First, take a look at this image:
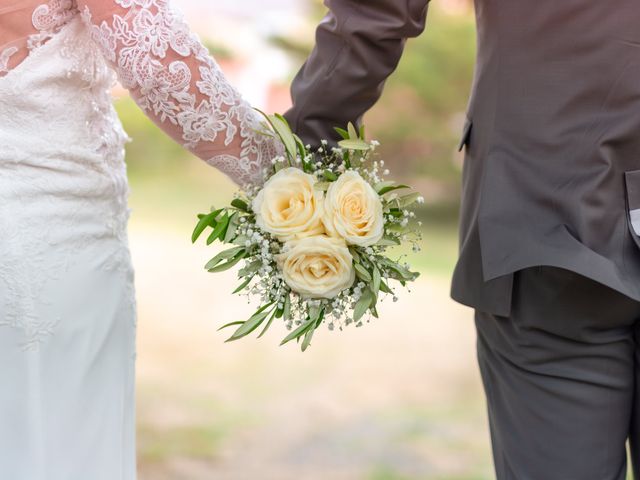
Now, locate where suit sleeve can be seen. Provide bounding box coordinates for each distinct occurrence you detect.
[283,0,429,147]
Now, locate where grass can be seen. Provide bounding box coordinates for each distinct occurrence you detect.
[119,98,491,480]
[138,423,229,462]
[367,468,417,480]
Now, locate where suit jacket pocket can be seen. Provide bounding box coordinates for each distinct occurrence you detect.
[457,116,473,152]
[624,170,640,247]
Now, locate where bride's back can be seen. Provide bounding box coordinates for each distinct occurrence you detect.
[0,0,129,256]
[0,4,137,474]
[0,0,123,160]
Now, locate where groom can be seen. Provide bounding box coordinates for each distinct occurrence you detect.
[285,1,640,478]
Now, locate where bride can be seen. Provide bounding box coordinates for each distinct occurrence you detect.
[0,0,282,478]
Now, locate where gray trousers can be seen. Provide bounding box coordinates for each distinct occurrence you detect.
[475,266,640,479]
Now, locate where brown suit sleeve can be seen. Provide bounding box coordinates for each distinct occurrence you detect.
[283,0,430,147]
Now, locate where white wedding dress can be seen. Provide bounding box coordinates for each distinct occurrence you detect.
[0,1,281,478]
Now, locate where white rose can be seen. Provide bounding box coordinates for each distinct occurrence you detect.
[252,167,325,241]
[323,170,384,247]
[277,236,356,299]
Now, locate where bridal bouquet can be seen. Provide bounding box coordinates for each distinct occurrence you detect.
[192,114,422,351]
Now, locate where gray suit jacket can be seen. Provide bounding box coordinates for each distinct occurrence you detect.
[284,0,640,316]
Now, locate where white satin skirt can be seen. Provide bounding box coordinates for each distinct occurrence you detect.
[0,210,138,480]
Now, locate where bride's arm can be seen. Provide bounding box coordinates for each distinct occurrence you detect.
[77,0,282,186]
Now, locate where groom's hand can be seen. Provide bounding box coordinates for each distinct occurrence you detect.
[284,0,429,148]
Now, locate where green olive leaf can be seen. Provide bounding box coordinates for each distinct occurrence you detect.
[338,139,371,151]
[301,327,316,352]
[223,212,239,243]
[232,276,253,294]
[280,317,315,346]
[227,304,275,342]
[372,266,381,297]
[397,192,422,208]
[258,310,278,338]
[347,122,359,140]
[191,209,222,243]
[354,262,372,282]
[206,213,229,245]
[379,185,410,196]
[334,127,350,140]
[231,198,249,212]
[376,237,401,247]
[205,246,244,270]
[207,250,246,273]
[353,289,374,322]
[323,170,338,182]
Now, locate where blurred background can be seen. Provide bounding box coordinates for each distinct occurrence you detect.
[120,0,492,478]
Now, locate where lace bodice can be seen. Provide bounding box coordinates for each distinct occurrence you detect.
[0,0,282,186]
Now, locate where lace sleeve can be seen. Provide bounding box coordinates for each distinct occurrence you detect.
[77,0,283,186]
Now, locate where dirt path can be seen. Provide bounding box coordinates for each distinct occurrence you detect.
[130,225,493,480]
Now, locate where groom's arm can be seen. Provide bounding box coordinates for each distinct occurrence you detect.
[284,0,430,146]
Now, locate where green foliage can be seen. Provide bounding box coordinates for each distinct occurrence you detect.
[366,5,476,190]
[392,8,476,114]
[192,116,421,351]
[114,98,187,177]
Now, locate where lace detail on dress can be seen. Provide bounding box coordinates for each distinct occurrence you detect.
[0,216,65,351]
[0,16,134,351]
[0,0,282,183]
[29,0,76,49]
[81,0,283,186]
[0,46,18,75]
[0,0,77,78]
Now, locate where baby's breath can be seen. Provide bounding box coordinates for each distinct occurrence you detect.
[192,116,422,351]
